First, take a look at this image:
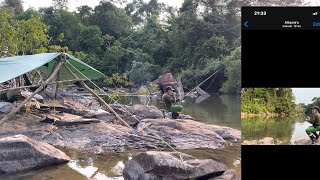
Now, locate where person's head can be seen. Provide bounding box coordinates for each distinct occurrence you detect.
[311,105,320,113]
[165,86,174,95]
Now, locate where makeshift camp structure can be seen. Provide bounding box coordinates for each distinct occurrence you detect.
[0,52,130,127]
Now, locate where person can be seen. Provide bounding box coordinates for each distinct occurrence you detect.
[305,105,320,144]
[162,86,183,119]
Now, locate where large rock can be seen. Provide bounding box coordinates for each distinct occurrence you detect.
[140,119,226,149]
[110,104,163,120]
[0,134,70,174]
[0,114,240,154]
[123,151,228,180]
[83,109,115,121]
[242,137,278,145]
[0,102,13,114]
[210,169,238,180]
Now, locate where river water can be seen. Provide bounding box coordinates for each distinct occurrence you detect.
[1,94,241,179]
[242,116,311,144]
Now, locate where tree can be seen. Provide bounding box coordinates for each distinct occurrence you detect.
[76,25,103,54]
[41,8,81,50]
[128,60,161,85]
[221,47,241,94]
[0,9,49,55]
[53,0,69,10]
[77,5,93,26]
[125,0,165,25]
[241,88,296,115]
[91,1,132,38]
[1,0,23,15]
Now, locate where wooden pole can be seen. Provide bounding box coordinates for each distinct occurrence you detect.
[184,69,220,98]
[63,64,132,128]
[0,61,65,126]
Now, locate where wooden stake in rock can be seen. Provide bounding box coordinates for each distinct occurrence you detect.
[63,64,132,128]
[0,61,65,126]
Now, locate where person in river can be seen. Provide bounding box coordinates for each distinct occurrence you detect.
[162,86,183,119]
[305,105,320,144]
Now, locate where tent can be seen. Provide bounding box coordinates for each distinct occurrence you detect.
[0,52,131,128]
[0,52,106,84]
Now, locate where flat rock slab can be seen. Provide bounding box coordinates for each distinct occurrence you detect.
[123,151,229,180]
[142,119,240,149]
[0,102,13,114]
[0,134,70,174]
[0,114,240,154]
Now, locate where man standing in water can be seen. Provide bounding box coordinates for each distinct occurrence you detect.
[305,105,320,144]
[162,86,183,119]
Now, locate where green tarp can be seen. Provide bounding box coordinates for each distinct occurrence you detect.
[0,52,106,84]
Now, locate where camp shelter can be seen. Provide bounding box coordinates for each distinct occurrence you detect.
[0,52,131,128]
[0,52,106,84]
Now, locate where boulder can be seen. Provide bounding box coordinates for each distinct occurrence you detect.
[0,102,13,114]
[21,90,44,103]
[242,137,276,145]
[141,119,240,149]
[258,137,275,145]
[123,151,228,180]
[110,104,163,120]
[0,134,70,174]
[209,169,238,180]
[83,109,115,121]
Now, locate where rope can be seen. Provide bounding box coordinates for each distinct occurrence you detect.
[204,73,218,92]
[66,61,191,179]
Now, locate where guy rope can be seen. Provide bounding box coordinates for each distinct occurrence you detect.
[65,61,191,179]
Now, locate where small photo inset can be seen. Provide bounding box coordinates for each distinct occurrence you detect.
[242,88,320,145]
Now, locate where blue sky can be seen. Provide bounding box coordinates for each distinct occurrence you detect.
[292,88,320,104]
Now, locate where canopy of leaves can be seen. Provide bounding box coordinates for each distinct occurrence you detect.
[0,0,302,92]
[241,88,296,115]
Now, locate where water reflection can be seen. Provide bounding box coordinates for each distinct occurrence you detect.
[115,95,241,129]
[242,116,312,144]
[0,94,241,179]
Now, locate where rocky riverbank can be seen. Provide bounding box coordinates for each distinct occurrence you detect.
[242,137,316,145]
[0,92,241,178]
[0,112,240,154]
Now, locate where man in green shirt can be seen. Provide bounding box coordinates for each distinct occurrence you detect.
[162,86,183,119]
[305,105,320,144]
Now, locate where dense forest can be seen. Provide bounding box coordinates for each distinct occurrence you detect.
[241,88,296,115]
[0,0,304,93]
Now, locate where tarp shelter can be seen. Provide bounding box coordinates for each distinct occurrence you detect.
[0,52,106,84]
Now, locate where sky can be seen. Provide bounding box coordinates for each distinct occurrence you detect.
[292,88,320,104]
[19,0,183,12]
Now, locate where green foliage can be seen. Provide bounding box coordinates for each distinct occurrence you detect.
[76,25,103,54]
[104,73,133,88]
[0,0,249,92]
[0,8,49,55]
[128,61,161,85]
[305,97,320,115]
[1,0,23,15]
[91,1,132,38]
[241,88,296,115]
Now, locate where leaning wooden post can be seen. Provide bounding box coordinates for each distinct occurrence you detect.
[63,64,132,128]
[0,60,65,126]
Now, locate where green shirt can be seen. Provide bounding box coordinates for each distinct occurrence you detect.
[310,112,320,127]
[162,93,176,110]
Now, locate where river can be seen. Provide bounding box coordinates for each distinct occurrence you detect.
[242,116,311,144]
[1,94,241,179]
